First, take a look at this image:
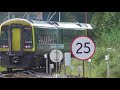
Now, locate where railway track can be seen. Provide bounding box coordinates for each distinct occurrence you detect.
[0,69,53,78]
[0,71,83,78]
[0,68,84,78]
[0,68,67,78]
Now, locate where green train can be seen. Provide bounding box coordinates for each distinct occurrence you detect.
[0,18,93,71]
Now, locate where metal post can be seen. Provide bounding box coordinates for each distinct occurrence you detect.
[105,54,110,78]
[88,59,91,78]
[49,12,57,21]
[58,62,61,74]
[56,53,58,74]
[89,62,91,78]
[51,21,59,75]
[106,59,110,78]
[45,53,48,74]
[64,53,66,75]
[85,12,88,27]
[48,13,60,74]
[59,12,60,22]
[8,12,10,19]
[82,12,88,78]
[22,12,28,19]
[58,12,61,74]
[49,64,52,75]
[82,60,85,77]
[56,26,59,74]
[47,12,51,21]
[50,64,53,76]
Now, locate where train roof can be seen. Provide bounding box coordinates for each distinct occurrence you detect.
[0,18,93,30]
[31,20,93,30]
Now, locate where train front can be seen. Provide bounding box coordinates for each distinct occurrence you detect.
[0,18,35,71]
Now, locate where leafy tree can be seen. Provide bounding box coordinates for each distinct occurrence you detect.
[90,12,120,78]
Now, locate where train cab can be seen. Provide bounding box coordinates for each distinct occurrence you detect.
[0,18,35,71]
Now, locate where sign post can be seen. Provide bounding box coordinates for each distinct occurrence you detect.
[49,64,54,75]
[71,36,96,78]
[50,49,63,74]
[88,59,92,78]
[83,61,85,77]
[44,53,48,75]
[105,54,110,78]
[65,52,71,66]
[64,52,71,76]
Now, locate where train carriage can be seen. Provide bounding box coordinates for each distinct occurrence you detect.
[0,18,93,71]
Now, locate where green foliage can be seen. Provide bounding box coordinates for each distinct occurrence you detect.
[90,12,120,78]
[93,52,120,78]
[61,12,94,23]
[95,60,106,78]
[92,47,106,65]
[91,12,120,39]
[0,66,6,72]
[109,55,120,78]
[60,58,84,76]
[61,12,77,22]
[60,12,120,78]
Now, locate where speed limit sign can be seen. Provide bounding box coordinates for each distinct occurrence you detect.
[71,36,96,60]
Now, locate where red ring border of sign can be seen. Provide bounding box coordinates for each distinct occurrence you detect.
[70,36,96,60]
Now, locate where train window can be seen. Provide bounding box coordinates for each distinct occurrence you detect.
[24,26,33,49]
[0,25,9,48]
[0,25,9,41]
[24,26,32,41]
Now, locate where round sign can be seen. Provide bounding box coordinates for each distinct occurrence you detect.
[50,49,63,63]
[71,36,96,60]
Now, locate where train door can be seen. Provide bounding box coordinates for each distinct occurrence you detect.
[9,24,23,56]
[12,28,21,51]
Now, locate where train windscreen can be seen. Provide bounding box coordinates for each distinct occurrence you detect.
[24,26,33,49]
[0,25,9,48]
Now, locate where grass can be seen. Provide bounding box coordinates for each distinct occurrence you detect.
[0,66,6,72]
[60,58,98,78]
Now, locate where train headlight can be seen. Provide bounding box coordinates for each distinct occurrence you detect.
[5,45,8,48]
[27,45,31,48]
[24,45,32,49]
[25,45,28,48]
[3,45,6,48]
[1,45,8,48]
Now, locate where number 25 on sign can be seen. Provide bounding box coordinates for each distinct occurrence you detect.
[71,36,96,60]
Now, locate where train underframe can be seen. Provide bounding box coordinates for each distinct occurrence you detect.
[0,51,61,72]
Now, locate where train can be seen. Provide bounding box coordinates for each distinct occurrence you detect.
[0,18,93,71]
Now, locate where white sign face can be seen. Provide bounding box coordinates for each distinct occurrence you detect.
[50,44,64,49]
[71,36,96,60]
[50,49,63,63]
[50,64,54,69]
[44,54,47,58]
[65,52,71,66]
[105,54,109,61]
